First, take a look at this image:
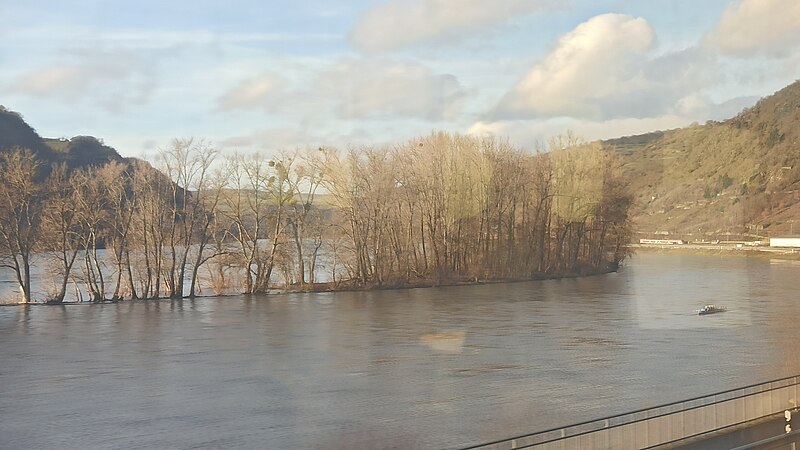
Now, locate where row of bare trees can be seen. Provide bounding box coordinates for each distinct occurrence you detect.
[321,132,632,286]
[0,132,632,304]
[0,138,329,303]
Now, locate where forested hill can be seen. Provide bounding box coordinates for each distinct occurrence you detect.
[0,106,130,169]
[608,80,800,238]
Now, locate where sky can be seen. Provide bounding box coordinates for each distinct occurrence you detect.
[1,0,799,159]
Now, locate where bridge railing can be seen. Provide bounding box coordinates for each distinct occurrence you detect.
[463,375,800,450]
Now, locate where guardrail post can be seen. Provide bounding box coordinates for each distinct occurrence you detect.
[713,401,717,430]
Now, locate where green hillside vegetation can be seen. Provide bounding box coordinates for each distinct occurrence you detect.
[610,80,800,238]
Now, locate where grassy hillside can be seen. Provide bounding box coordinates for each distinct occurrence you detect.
[610,80,800,239]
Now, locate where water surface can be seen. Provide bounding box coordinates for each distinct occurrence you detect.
[1,253,799,449]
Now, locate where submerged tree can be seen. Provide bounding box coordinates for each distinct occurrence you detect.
[0,150,42,303]
[220,152,297,293]
[40,164,84,303]
[316,132,632,287]
[0,130,633,303]
[72,165,117,301]
[158,138,220,298]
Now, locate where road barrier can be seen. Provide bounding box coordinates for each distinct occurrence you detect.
[463,375,800,450]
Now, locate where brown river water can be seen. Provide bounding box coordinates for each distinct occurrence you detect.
[1,253,799,449]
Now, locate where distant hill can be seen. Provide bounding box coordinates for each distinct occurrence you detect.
[609,80,800,239]
[5,77,800,242]
[0,106,130,170]
[0,107,58,161]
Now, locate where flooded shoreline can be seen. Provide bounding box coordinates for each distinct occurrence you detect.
[0,264,618,306]
[2,253,798,449]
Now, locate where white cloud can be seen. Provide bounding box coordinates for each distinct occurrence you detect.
[216,74,287,111]
[705,0,800,57]
[673,94,758,121]
[14,66,89,96]
[350,0,559,53]
[469,115,695,150]
[316,59,466,120]
[10,49,157,112]
[471,93,759,150]
[219,125,379,153]
[220,126,315,151]
[6,27,341,50]
[217,58,467,121]
[493,14,657,120]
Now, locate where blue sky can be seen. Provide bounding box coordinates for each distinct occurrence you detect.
[1,0,799,159]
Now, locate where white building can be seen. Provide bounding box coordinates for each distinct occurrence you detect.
[769,237,800,248]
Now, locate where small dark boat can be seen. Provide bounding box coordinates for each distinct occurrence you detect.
[697,304,726,315]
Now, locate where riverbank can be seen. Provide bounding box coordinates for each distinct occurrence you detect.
[278,262,618,293]
[632,243,800,260]
[0,262,620,306]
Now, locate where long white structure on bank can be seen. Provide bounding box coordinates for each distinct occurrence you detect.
[770,237,800,248]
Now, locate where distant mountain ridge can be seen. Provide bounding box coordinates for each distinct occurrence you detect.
[3,79,800,239]
[608,80,800,239]
[0,106,130,169]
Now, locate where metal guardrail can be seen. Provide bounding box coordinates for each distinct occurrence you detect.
[463,375,800,450]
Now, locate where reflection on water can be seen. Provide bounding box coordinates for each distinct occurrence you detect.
[419,331,467,353]
[1,253,799,449]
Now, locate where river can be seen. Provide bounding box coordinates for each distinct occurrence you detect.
[1,253,799,449]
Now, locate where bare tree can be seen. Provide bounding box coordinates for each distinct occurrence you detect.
[284,149,324,286]
[40,164,84,303]
[188,162,227,298]
[4,129,631,303]
[157,138,220,298]
[313,131,632,288]
[100,162,136,300]
[72,166,115,301]
[128,159,172,299]
[221,152,294,293]
[0,150,42,303]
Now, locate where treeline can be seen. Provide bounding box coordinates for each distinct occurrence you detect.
[323,133,632,285]
[0,132,632,304]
